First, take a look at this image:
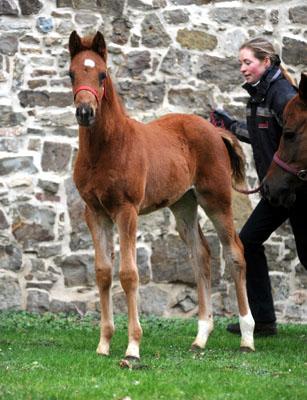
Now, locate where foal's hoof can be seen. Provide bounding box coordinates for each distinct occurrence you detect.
[119,358,148,370]
[190,344,203,351]
[240,346,255,353]
[124,355,140,363]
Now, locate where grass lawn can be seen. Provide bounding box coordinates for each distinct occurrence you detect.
[0,311,306,400]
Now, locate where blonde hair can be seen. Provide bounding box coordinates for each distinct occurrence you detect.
[240,38,297,87]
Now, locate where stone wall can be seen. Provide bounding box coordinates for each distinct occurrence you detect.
[0,0,306,322]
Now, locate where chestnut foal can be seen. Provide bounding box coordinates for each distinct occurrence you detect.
[68,31,255,361]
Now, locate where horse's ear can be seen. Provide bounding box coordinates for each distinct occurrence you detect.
[92,31,107,61]
[69,31,84,59]
[299,72,307,104]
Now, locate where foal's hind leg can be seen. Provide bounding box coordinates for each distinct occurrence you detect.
[85,206,115,356]
[170,190,214,350]
[196,190,255,352]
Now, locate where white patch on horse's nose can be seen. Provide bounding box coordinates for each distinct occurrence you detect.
[84,59,95,68]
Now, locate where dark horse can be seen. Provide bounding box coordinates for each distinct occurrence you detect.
[264,72,307,207]
[68,31,255,361]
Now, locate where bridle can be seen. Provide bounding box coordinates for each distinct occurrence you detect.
[74,75,108,104]
[232,153,307,195]
[273,152,307,181]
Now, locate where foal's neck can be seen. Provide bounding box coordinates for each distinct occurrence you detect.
[78,77,127,160]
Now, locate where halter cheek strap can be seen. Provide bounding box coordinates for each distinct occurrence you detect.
[273,152,307,181]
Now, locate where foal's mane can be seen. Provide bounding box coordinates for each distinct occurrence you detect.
[81,36,93,47]
[81,35,101,52]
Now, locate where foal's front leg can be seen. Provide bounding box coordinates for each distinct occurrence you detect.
[85,206,115,356]
[116,206,142,361]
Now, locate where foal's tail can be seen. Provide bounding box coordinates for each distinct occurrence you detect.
[218,128,246,184]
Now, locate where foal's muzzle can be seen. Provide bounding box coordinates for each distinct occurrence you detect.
[76,104,95,127]
[263,181,296,208]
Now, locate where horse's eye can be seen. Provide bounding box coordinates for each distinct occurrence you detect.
[283,131,295,141]
[99,72,106,85]
[69,70,75,83]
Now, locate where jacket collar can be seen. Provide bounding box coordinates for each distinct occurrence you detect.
[242,59,282,102]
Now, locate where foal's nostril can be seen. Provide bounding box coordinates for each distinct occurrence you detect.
[263,183,270,198]
[76,107,82,117]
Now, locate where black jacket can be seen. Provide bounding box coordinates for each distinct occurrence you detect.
[230,61,298,182]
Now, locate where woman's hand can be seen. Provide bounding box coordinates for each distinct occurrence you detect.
[212,109,234,129]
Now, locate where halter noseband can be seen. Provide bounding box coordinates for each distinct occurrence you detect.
[273,152,307,181]
[74,76,108,104]
[74,86,100,103]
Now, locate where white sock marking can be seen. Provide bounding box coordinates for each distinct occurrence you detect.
[239,310,255,349]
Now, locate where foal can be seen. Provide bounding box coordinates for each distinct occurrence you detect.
[264,72,307,207]
[68,31,255,360]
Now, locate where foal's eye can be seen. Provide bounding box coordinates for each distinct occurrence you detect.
[69,70,75,83]
[99,72,106,85]
[283,131,296,141]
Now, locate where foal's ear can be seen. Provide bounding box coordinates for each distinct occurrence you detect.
[69,31,84,59]
[92,31,107,61]
[299,72,307,104]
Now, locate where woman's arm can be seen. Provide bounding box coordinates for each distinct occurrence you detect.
[212,109,251,144]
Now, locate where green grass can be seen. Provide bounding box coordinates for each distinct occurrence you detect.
[0,311,306,399]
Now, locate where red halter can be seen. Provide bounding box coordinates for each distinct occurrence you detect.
[74,77,108,104]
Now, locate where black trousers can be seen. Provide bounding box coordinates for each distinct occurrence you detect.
[239,192,307,323]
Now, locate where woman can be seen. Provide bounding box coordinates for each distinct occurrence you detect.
[213,38,307,335]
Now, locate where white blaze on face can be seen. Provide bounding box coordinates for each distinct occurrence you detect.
[84,59,95,68]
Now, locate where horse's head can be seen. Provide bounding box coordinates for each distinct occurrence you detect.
[69,31,108,127]
[264,72,307,207]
